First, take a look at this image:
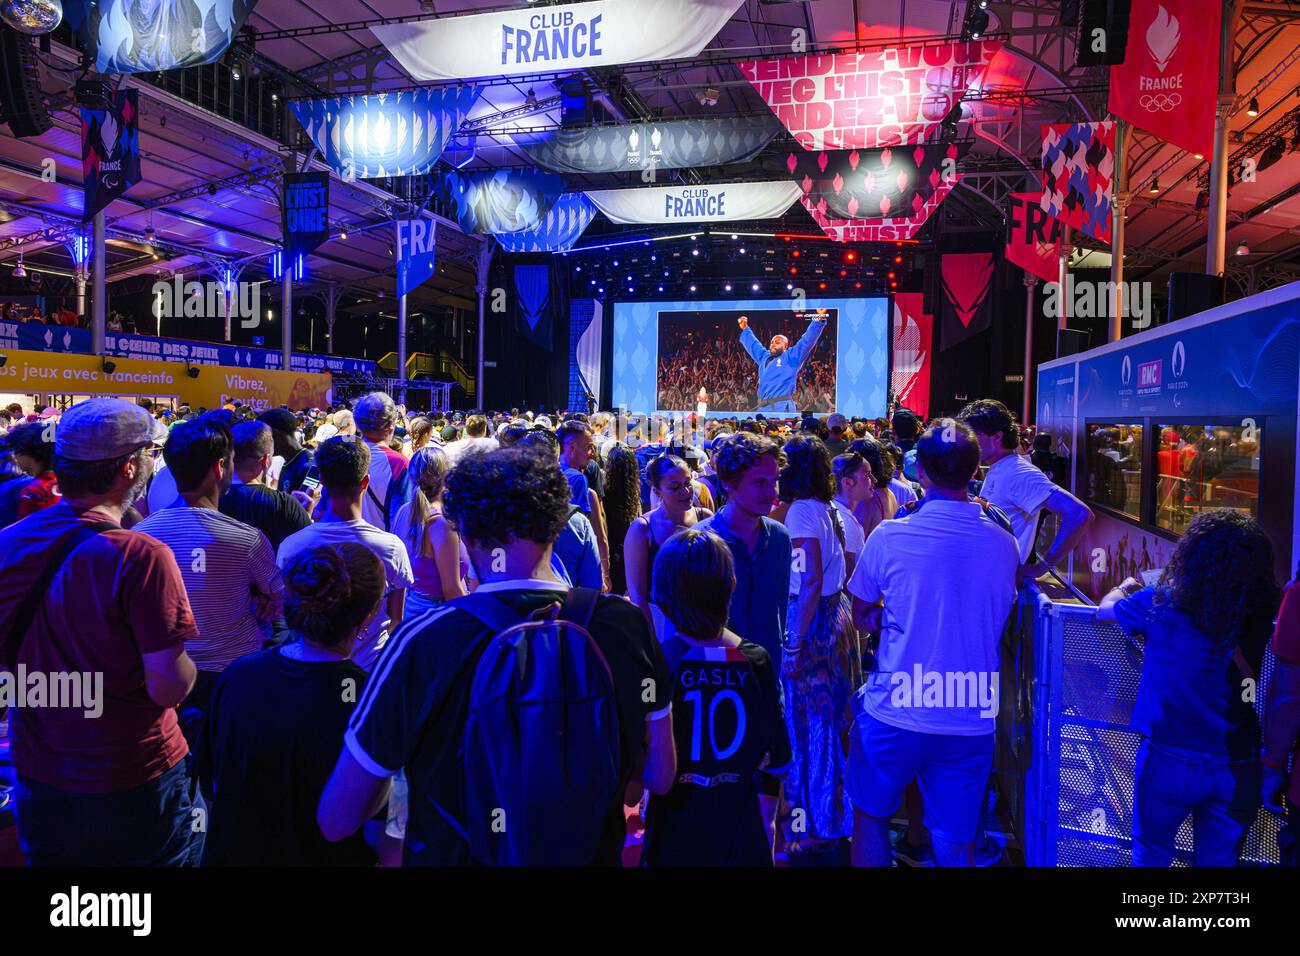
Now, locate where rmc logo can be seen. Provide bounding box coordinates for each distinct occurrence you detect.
[1137,360,1162,390]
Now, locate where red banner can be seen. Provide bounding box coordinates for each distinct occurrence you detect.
[1108,0,1221,159]
[1006,191,1062,283]
[739,40,1003,150]
[802,176,957,242]
[892,292,931,420]
[943,253,995,328]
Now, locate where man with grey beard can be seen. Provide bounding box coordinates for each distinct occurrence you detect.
[0,398,204,865]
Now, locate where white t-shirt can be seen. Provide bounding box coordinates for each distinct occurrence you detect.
[276,518,414,671]
[831,498,866,556]
[785,498,847,597]
[889,477,918,510]
[979,452,1057,562]
[846,498,1019,735]
[442,435,499,464]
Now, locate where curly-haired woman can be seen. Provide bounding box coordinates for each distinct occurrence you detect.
[1098,509,1282,866]
[602,443,643,595]
[779,434,861,861]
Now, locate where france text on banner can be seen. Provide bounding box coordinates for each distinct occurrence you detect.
[371,0,743,81]
[739,40,1003,150]
[585,181,802,225]
[1006,191,1063,283]
[396,219,438,298]
[1108,0,1221,161]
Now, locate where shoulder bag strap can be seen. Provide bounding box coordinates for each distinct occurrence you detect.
[5,521,117,671]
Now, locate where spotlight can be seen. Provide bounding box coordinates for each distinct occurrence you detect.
[965,10,990,39]
[12,251,26,279]
[0,354,6,368]
[1193,152,1203,160]
[752,284,759,291]
[186,364,200,379]
[1258,138,1285,171]
[689,284,696,292]
[339,227,348,240]
[230,58,243,82]
[270,90,279,103]
[145,226,156,244]
[420,0,435,11]
[697,87,720,107]
[1246,97,1259,117]
[1148,177,1160,194]
[102,360,117,375]
[1236,242,1250,256]
[845,251,856,262]
[525,88,538,110]
[724,283,732,291]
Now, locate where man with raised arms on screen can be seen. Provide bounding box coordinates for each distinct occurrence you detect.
[737,312,827,414]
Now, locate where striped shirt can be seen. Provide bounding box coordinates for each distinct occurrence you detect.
[136,505,282,672]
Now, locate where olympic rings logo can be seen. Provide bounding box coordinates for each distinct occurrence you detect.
[1139,93,1183,112]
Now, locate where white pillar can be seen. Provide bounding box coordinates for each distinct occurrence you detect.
[397,293,408,406]
[476,239,493,410]
[1023,274,1038,424]
[1206,3,1240,277]
[1109,120,1130,342]
[325,285,337,355]
[1055,226,1072,356]
[91,212,106,355]
[281,260,292,370]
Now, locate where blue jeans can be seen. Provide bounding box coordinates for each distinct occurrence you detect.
[1132,739,1259,867]
[15,758,206,866]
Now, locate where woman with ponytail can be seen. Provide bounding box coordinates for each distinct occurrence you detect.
[391,444,470,614]
[198,543,387,866]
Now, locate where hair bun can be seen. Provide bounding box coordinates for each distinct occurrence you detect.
[286,549,351,614]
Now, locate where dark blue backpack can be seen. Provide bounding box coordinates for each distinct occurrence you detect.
[447,587,622,866]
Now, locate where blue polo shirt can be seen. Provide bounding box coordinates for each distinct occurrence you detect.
[696,509,793,666]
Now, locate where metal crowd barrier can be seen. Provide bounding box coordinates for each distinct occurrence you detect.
[999,577,1282,866]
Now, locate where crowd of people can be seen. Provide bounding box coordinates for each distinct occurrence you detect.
[657,322,837,413]
[0,392,1296,869]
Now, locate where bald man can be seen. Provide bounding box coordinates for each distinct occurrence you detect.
[737,312,828,414]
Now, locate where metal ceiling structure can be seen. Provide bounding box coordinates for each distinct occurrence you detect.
[0,0,1297,317]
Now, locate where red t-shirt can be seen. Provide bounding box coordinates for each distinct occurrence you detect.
[0,503,197,793]
[1271,582,1300,806]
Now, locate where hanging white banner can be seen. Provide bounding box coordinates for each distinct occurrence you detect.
[371,0,744,81]
[585,181,802,225]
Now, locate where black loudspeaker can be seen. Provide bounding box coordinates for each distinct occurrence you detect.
[921,252,942,317]
[0,28,51,139]
[1073,0,1132,67]
[1167,272,1225,323]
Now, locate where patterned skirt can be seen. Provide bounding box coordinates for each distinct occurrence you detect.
[781,591,862,841]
